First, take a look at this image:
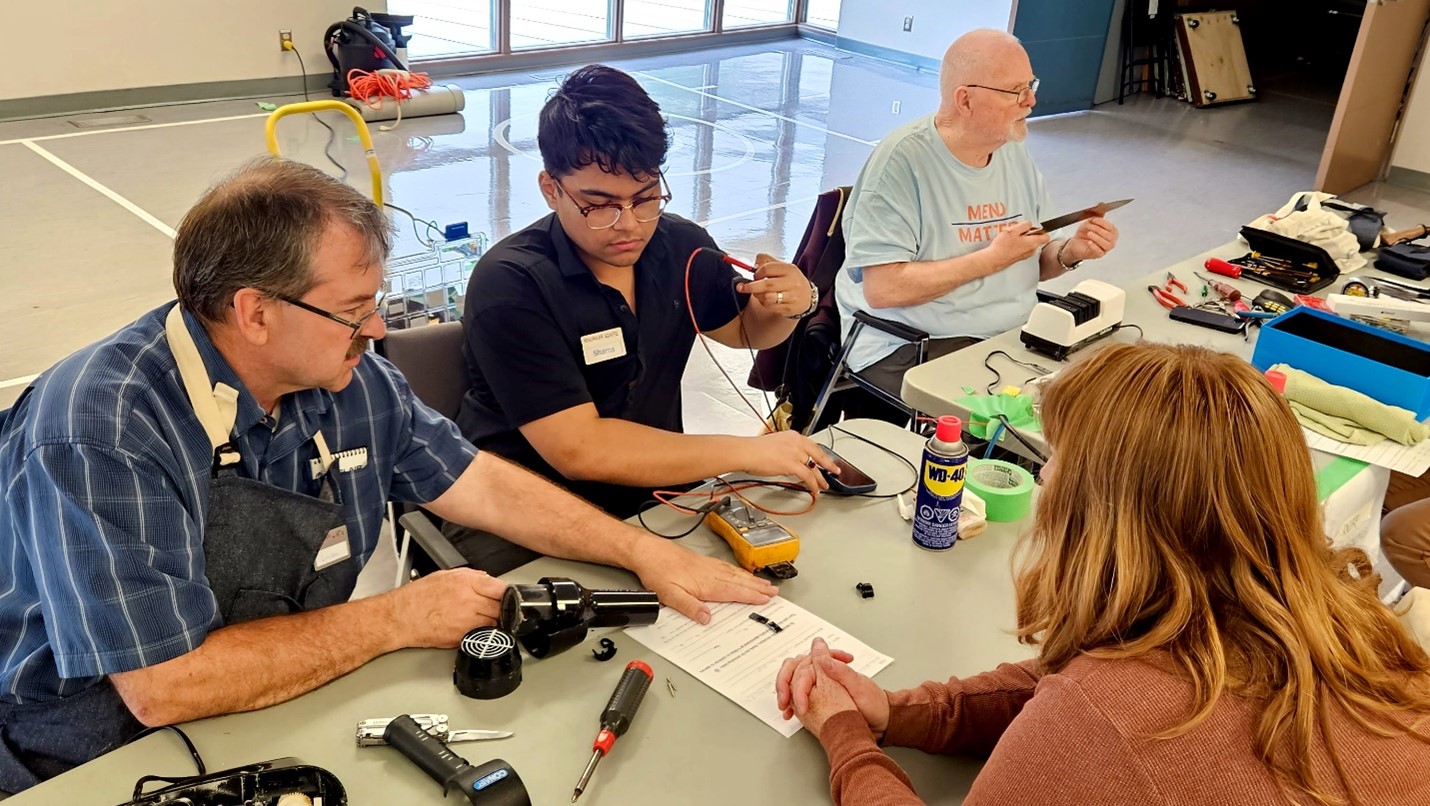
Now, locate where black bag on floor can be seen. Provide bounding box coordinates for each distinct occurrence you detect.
[1376,241,1430,281]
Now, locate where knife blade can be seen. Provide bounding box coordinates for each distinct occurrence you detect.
[1036,198,1132,234]
[355,714,514,747]
[445,729,515,743]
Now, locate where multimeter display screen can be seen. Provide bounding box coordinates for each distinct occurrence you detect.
[743,525,793,547]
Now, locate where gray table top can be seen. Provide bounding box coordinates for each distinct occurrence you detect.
[11,419,1034,806]
[903,242,1407,459]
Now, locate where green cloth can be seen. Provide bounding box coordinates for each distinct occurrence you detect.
[955,392,1041,440]
[255,102,278,112]
[1272,363,1428,446]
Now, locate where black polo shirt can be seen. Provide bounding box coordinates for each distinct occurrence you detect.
[455,212,746,516]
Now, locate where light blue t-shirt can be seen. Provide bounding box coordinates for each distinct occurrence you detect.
[834,114,1052,371]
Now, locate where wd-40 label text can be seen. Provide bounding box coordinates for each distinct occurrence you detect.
[913,455,966,550]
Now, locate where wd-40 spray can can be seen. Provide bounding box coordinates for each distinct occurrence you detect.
[912,415,969,550]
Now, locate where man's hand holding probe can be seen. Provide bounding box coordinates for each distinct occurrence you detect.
[736,252,818,319]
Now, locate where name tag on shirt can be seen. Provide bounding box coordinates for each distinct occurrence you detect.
[309,447,369,480]
[314,526,351,571]
[580,327,627,365]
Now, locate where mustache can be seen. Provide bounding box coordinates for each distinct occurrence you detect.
[347,337,371,360]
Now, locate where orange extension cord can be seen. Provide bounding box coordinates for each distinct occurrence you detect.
[346,68,433,131]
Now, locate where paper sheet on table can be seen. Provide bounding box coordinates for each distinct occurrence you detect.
[624,597,892,737]
[1304,424,1430,476]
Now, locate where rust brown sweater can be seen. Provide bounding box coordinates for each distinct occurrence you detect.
[819,654,1430,805]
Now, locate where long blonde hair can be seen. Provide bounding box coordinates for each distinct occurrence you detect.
[1016,342,1430,804]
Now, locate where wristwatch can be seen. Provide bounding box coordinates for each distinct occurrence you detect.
[785,282,820,320]
[1056,239,1083,272]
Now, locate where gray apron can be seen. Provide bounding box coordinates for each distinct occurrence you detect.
[0,306,361,792]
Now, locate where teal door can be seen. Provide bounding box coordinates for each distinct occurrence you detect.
[1013,0,1118,116]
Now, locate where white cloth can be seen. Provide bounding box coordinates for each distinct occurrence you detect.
[834,114,1052,372]
[1245,191,1367,272]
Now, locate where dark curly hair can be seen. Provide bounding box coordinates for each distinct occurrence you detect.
[538,64,669,180]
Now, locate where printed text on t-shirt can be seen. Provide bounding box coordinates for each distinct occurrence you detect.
[952,201,1024,244]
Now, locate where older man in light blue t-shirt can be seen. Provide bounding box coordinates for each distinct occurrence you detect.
[834,28,1119,398]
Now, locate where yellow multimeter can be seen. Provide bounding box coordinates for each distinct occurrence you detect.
[704,497,799,579]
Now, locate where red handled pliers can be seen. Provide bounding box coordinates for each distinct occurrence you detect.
[1148,273,1189,310]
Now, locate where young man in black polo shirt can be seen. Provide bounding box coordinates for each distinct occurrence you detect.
[451,65,838,572]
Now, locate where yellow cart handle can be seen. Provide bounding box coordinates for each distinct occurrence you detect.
[264,100,383,207]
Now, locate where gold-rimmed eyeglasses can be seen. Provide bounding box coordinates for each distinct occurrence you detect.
[555,174,672,230]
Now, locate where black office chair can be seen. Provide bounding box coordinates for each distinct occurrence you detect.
[373,322,476,573]
[749,188,934,435]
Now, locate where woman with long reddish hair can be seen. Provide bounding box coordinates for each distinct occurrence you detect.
[777,342,1430,805]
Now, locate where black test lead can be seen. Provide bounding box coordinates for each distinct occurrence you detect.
[572,660,654,802]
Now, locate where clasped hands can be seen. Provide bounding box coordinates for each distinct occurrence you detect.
[775,636,890,741]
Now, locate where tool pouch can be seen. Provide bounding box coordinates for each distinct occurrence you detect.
[1234,226,1340,293]
[1375,241,1430,281]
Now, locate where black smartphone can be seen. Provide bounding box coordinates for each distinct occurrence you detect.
[1169,305,1245,334]
[820,447,878,495]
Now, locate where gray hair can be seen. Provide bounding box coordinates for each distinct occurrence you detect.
[173,157,392,324]
[940,28,1023,101]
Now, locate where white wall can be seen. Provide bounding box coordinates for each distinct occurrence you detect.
[1391,46,1430,175]
[836,0,1014,62]
[5,1,376,101]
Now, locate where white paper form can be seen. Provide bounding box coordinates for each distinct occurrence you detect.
[624,597,893,737]
[1304,425,1430,476]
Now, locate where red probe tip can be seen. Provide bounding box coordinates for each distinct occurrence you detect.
[721,254,757,272]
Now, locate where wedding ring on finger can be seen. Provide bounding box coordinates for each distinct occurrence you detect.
[777,291,785,305]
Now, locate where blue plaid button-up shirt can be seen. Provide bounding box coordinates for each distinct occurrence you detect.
[0,303,477,703]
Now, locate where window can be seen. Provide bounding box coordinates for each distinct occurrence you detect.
[389,0,496,58]
[805,0,840,31]
[723,0,795,29]
[624,0,711,39]
[512,0,611,49]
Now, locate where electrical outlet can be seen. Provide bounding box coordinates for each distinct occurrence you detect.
[891,100,901,114]
[902,16,913,32]
[278,29,293,51]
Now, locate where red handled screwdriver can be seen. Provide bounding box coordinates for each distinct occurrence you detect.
[1193,271,1242,302]
[1204,258,1243,279]
[1194,272,1251,313]
[572,660,654,802]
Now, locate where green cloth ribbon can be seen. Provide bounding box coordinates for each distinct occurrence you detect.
[955,389,1041,440]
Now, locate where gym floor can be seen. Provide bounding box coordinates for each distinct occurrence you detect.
[2,37,1427,437]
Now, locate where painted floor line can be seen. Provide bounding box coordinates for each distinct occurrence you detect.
[22,140,177,239]
[0,112,270,147]
[634,71,879,147]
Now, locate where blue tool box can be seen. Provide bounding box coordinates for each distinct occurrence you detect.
[1250,306,1430,419]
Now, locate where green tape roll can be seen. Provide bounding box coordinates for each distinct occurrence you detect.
[966,459,1035,522]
